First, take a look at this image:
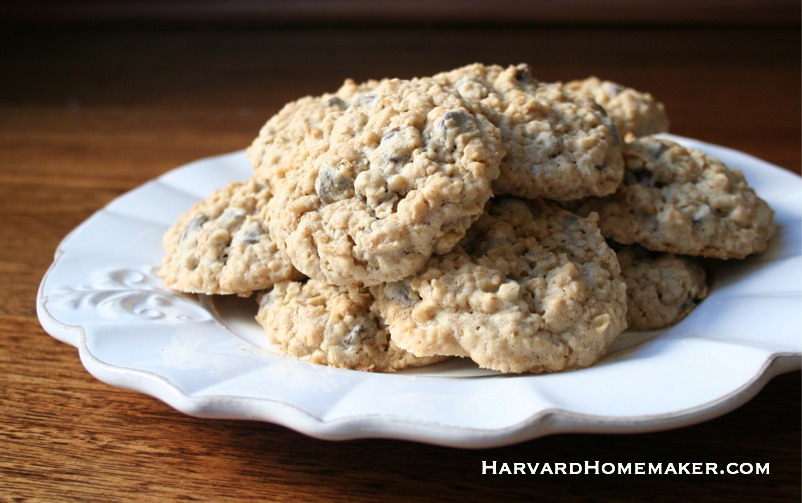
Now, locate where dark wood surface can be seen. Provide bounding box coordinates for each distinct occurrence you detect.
[1,20,800,502]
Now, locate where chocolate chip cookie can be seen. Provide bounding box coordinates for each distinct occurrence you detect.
[256,280,446,372]
[432,63,625,201]
[574,136,776,259]
[372,198,628,373]
[160,179,302,296]
[265,76,506,286]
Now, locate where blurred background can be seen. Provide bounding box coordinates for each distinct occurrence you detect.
[1,0,799,203]
[3,0,799,25]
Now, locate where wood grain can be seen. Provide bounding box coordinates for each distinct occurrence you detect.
[1,24,799,502]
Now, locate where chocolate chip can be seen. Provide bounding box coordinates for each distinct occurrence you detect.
[429,108,480,153]
[180,215,208,242]
[649,141,670,159]
[342,324,366,347]
[384,282,420,306]
[677,298,692,312]
[466,236,509,256]
[383,127,401,140]
[626,168,654,186]
[598,111,621,145]
[258,291,274,308]
[234,224,262,245]
[514,63,532,82]
[439,110,473,130]
[316,163,354,204]
[380,126,414,165]
[355,93,377,108]
[326,96,347,110]
[606,81,626,97]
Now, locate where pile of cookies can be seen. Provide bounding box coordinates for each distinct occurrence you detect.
[159,63,776,374]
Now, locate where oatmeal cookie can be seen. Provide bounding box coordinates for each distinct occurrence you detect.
[616,245,708,330]
[255,280,446,372]
[574,137,776,259]
[265,76,505,286]
[372,198,628,373]
[563,76,669,139]
[432,63,625,201]
[160,179,302,296]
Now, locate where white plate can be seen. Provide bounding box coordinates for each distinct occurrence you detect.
[37,134,802,448]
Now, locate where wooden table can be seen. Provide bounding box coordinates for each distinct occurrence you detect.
[2,20,800,501]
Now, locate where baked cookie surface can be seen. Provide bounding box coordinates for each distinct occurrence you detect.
[247,95,335,182]
[575,137,776,259]
[159,179,302,296]
[616,245,708,330]
[247,78,380,185]
[265,76,506,286]
[563,76,670,139]
[255,280,446,372]
[372,198,628,373]
[432,63,625,201]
